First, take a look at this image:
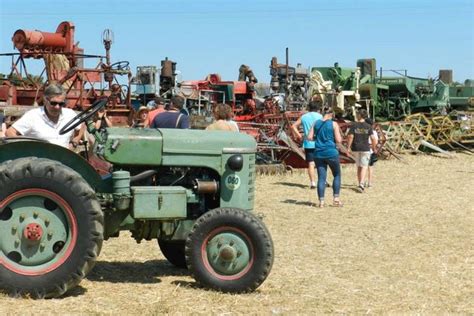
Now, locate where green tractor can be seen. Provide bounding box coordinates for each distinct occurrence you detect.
[0,100,274,298]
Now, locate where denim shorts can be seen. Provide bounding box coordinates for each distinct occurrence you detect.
[304,148,315,162]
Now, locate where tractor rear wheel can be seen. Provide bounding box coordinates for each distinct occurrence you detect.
[158,240,187,269]
[185,208,273,293]
[0,158,103,298]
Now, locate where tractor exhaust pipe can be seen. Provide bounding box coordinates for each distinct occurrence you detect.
[194,179,218,194]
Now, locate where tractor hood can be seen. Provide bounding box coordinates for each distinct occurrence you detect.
[160,128,256,174]
[160,128,256,155]
[102,127,256,169]
[103,127,164,165]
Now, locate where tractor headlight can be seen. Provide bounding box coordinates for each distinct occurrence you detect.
[227,154,244,171]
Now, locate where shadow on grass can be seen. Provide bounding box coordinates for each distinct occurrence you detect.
[170,280,201,289]
[60,285,87,298]
[170,280,263,294]
[281,199,315,207]
[87,259,189,284]
[274,182,308,189]
[0,285,87,299]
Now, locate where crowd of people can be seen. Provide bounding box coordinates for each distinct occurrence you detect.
[2,83,240,150]
[292,102,379,208]
[3,83,379,208]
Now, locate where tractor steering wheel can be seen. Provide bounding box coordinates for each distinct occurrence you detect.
[110,61,130,71]
[59,98,108,135]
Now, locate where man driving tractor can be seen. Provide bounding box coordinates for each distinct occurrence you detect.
[5,83,84,149]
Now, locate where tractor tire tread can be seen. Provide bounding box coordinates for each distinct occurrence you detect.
[185,207,273,293]
[0,157,104,299]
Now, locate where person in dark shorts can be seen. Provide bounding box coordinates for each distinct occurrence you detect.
[151,96,190,129]
[291,101,323,188]
[365,118,378,187]
[347,109,377,192]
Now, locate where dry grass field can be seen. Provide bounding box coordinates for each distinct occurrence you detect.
[1,154,473,314]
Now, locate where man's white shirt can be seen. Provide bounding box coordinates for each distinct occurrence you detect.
[12,107,79,148]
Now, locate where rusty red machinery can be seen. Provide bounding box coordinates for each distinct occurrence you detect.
[179,73,256,118]
[0,21,133,126]
[177,67,328,169]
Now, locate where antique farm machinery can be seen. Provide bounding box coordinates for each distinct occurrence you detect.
[0,21,134,126]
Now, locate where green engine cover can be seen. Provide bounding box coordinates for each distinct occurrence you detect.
[102,127,163,165]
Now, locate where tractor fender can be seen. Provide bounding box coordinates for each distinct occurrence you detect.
[0,140,107,192]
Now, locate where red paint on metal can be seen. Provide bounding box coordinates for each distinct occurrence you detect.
[12,21,75,55]
[23,223,43,241]
[13,30,67,51]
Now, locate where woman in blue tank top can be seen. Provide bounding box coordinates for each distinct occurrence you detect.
[308,107,343,207]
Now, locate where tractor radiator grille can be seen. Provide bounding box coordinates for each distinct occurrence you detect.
[248,155,256,202]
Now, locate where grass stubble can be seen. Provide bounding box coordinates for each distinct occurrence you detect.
[0,154,472,314]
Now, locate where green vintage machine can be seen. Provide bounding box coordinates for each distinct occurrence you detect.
[309,59,472,121]
[310,59,391,120]
[377,75,450,115]
[0,100,274,298]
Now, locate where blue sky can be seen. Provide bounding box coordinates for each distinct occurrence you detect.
[1,0,473,82]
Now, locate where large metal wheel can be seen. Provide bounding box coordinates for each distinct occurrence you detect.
[185,208,274,293]
[0,158,103,298]
[158,239,187,269]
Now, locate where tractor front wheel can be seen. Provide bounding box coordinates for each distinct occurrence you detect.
[0,158,103,298]
[185,208,273,293]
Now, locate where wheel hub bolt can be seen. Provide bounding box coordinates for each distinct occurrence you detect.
[229,240,234,246]
[19,214,25,222]
[33,211,39,218]
[44,218,50,226]
[23,223,43,241]
[40,243,45,250]
[11,225,17,234]
[14,239,20,247]
[219,246,237,261]
[237,251,242,258]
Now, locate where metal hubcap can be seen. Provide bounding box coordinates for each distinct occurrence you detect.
[206,232,251,276]
[0,190,72,274]
[23,223,44,241]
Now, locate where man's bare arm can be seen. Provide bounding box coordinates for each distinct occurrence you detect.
[370,134,378,153]
[5,126,21,137]
[333,122,343,144]
[291,118,302,141]
[70,124,86,147]
[346,134,354,151]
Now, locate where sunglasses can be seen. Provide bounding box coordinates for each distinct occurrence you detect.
[48,101,66,107]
